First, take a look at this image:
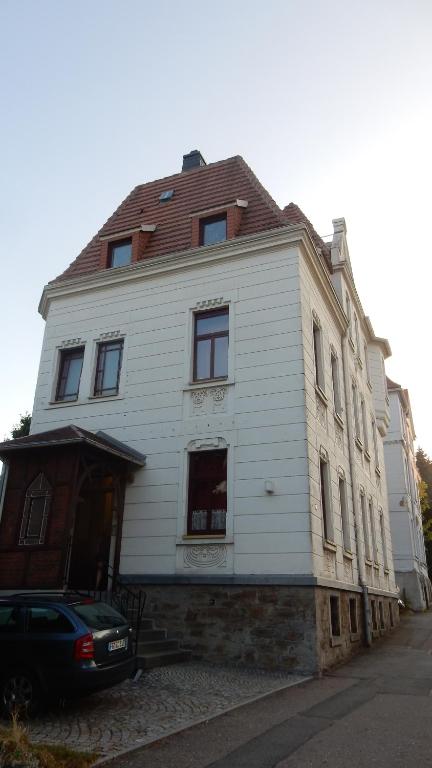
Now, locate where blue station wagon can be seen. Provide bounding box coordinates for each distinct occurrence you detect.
[0,593,135,715]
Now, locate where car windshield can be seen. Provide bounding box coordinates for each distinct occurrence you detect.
[72,601,127,630]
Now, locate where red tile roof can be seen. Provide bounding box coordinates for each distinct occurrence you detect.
[53,155,326,283]
[386,376,401,390]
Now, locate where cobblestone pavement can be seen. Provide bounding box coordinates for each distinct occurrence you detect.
[26,663,306,762]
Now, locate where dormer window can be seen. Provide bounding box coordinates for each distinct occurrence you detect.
[109,239,132,268]
[200,214,227,246]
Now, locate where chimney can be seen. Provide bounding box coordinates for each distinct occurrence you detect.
[182,150,207,172]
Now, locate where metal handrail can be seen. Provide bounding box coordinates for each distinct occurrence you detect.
[70,567,146,654]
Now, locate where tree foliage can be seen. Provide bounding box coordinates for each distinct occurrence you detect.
[10,413,31,439]
[416,448,432,571]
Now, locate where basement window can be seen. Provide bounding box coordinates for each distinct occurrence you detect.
[200,214,227,246]
[349,598,358,634]
[371,599,378,631]
[329,595,341,638]
[379,602,385,629]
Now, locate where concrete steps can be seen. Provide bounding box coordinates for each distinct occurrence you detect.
[126,612,191,670]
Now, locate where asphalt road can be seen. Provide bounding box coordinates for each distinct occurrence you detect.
[104,611,432,768]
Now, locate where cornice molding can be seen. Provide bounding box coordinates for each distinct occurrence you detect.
[39,224,344,325]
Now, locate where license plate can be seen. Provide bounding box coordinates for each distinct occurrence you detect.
[108,637,128,652]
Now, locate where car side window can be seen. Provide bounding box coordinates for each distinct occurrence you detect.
[28,607,74,633]
[0,606,21,633]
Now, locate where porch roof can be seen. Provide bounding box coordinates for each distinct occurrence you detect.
[0,425,146,467]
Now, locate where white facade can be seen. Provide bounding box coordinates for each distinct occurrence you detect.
[32,218,396,599]
[384,382,430,609]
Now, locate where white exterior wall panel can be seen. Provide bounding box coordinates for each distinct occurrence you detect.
[31,244,313,578]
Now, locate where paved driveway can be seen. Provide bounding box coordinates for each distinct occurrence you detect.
[103,611,432,768]
[26,663,306,761]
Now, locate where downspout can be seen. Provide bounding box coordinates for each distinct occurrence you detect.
[341,333,372,647]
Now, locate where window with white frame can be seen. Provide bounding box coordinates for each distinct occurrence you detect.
[94,339,124,397]
[193,308,229,382]
[371,416,380,468]
[379,509,388,570]
[352,382,361,442]
[187,449,227,535]
[312,317,325,392]
[360,490,371,561]
[354,314,361,357]
[369,498,378,563]
[55,346,84,402]
[346,292,352,341]
[331,350,342,417]
[364,342,371,384]
[319,452,334,542]
[361,396,369,454]
[338,473,350,552]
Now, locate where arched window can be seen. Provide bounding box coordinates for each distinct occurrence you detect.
[19,473,52,546]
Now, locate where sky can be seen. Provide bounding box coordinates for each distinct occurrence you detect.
[0,0,431,453]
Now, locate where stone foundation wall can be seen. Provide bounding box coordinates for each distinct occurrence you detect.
[315,587,400,671]
[141,584,318,674]
[131,582,400,674]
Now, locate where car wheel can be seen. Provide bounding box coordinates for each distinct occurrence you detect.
[0,670,41,717]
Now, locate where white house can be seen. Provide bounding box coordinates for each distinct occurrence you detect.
[384,378,431,609]
[0,151,399,672]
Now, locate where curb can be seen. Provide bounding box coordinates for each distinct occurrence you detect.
[95,674,312,765]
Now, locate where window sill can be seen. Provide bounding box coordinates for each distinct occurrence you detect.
[48,399,80,408]
[178,535,233,546]
[87,394,124,402]
[315,385,328,406]
[330,636,342,647]
[343,549,354,561]
[365,558,373,567]
[373,562,380,571]
[334,412,344,429]
[184,379,233,391]
[323,539,337,553]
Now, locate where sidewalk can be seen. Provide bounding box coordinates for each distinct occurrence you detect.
[104,611,432,768]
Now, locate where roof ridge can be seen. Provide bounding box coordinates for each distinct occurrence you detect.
[283,202,327,250]
[234,156,285,225]
[132,154,243,192]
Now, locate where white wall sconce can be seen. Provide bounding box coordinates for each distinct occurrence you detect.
[265,480,275,494]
